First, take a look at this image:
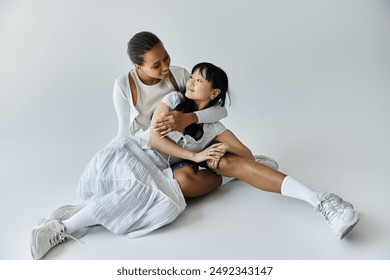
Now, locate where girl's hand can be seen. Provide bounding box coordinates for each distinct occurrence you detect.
[206,143,229,171]
[192,143,226,163]
[207,158,220,171]
[153,111,197,136]
[214,142,230,153]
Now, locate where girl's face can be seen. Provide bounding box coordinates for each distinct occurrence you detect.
[185,68,220,109]
[137,43,171,82]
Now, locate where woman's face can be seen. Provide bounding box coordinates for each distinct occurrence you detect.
[138,43,171,81]
[185,68,218,109]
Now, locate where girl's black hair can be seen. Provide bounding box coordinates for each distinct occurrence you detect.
[191,62,229,107]
[174,62,229,138]
[127,31,162,65]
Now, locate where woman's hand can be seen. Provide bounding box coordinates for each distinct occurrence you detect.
[192,143,226,163]
[153,111,197,136]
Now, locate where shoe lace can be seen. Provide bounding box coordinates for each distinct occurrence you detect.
[318,195,342,222]
[49,228,84,247]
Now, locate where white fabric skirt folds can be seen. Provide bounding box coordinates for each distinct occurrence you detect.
[77,136,186,238]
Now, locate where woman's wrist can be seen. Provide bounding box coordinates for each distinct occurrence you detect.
[185,112,198,126]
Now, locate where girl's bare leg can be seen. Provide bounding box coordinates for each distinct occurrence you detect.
[216,153,286,193]
[214,153,360,239]
[173,167,222,198]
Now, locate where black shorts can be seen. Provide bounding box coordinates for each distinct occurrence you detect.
[170,141,220,174]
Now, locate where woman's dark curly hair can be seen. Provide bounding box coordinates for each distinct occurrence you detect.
[127,31,162,65]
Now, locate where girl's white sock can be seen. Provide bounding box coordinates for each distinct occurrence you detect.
[62,207,96,234]
[281,176,320,207]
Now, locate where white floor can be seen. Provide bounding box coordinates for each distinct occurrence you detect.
[1,141,389,260]
[1,0,389,262]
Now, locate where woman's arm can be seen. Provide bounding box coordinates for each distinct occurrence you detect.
[153,104,228,136]
[195,105,228,124]
[113,80,131,136]
[149,102,224,163]
[152,111,198,136]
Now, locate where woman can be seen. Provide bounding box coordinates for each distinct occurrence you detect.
[149,62,360,240]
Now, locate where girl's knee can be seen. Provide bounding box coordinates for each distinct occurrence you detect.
[173,167,198,197]
[216,154,236,175]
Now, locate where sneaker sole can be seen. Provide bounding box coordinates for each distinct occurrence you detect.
[340,212,360,240]
[30,226,41,260]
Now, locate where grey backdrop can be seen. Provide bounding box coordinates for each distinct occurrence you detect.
[1,0,389,259]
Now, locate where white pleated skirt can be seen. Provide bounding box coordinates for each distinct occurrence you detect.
[77,136,186,238]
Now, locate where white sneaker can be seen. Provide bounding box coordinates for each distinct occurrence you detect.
[30,219,82,260]
[315,193,360,239]
[254,155,279,170]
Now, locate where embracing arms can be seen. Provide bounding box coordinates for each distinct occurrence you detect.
[150,98,254,165]
[149,102,225,163]
[152,105,227,136]
[113,77,227,137]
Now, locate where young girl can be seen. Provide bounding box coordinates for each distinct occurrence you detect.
[149,62,360,240]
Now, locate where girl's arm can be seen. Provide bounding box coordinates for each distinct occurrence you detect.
[149,102,224,163]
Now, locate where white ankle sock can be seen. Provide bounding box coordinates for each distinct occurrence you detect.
[62,208,96,234]
[281,176,320,207]
[221,175,234,186]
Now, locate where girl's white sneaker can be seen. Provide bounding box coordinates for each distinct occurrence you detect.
[254,155,279,170]
[315,192,360,239]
